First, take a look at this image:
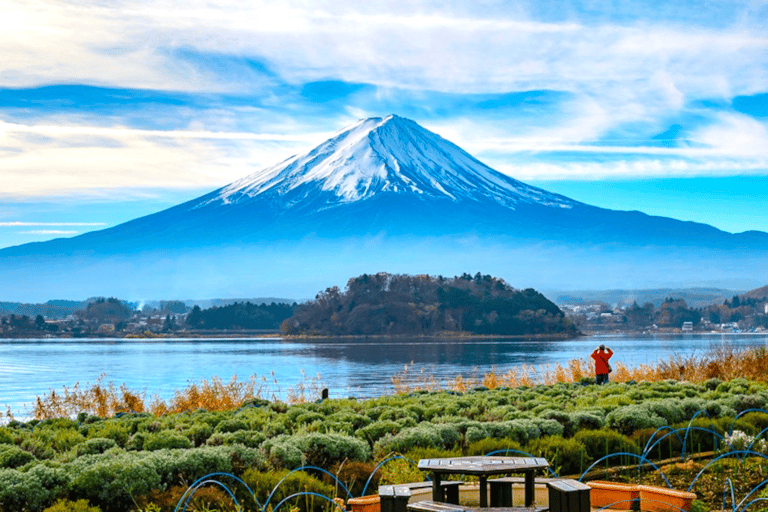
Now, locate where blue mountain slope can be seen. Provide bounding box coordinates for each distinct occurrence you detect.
[1,115,766,300]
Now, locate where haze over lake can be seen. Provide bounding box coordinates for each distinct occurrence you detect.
[2,333,767,418]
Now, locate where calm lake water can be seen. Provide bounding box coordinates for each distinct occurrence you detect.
[2,333,767,417]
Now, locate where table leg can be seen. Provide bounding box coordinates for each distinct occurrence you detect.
[432,472,442,502]
[524,470,534,507]
[479,476,487,508]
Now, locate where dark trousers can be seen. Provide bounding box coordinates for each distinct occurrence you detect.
[596,373,609,385]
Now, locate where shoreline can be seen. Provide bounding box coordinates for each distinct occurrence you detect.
[2,329,766,340]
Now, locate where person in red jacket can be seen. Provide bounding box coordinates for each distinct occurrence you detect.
[591,344,613,384]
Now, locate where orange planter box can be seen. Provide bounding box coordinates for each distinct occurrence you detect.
[348,495,381,512]
[638,485,696,512]
[587,481,640,510]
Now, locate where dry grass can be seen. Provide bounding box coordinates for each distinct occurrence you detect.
[19,344,768,420]
[392,344,768,393]
[27,371,325,420]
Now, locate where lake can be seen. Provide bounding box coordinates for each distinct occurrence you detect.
[1,333,767,418]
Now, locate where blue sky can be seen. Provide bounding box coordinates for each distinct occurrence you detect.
[1,0,768,249]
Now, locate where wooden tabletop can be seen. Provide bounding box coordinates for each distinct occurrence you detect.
[417,456,549,475]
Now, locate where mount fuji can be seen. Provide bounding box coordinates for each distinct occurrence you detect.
[2,115,767,301]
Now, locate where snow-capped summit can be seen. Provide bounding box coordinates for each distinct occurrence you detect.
[3,114,768,301]
[209,115,574,211]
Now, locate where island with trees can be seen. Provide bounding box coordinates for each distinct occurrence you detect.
[280,272,577,337]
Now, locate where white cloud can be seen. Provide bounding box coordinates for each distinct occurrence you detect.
[492,157,768,181]
[19,230,79,235]
[0,222,106,227]
[0,119,325,198]
[2,1,768,194]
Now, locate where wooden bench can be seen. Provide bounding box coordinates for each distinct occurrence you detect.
[489,476,554,507]
[546,479,590,512]
[380,481,462,512]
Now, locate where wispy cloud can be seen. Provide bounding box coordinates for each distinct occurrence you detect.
[0,222,106,227]
[19,230,79,235]
[1,0,767,198]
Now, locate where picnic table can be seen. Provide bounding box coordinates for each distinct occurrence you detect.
[417,456,550,508]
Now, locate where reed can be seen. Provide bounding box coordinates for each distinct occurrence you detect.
[391,343,768,392]
[20,342,768,421]
[26,371,325,420]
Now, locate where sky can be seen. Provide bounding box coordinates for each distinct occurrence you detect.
[1,0,768,250]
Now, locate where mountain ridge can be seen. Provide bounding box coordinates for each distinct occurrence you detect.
[1,115,767,301]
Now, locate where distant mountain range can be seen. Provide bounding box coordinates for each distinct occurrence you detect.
[2,115,767,302]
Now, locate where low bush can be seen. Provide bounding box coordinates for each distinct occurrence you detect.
[142,432,193,451]
[606,404,667,436]
[570,410,605,431]
[43,499,102,512]
[0,468,52,512]
[75,438,117,456]
[374,424,460,453]
[264,433,370,469]
[525,435,587,476]
[68,453,163,512]
[0,445,36,469]
[85,421,132,448]
[574,429,638,461]
[205,430,266,448]
[356,420,401,445]
[0,427,15,445]
[464,437,523,457]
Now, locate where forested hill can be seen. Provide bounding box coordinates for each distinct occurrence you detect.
[281,272,577,336]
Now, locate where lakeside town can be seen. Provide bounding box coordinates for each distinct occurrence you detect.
[2,282,767,338]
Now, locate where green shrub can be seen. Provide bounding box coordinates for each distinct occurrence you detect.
[68,453,162,512]
[142,432,193,451]
[43,499,102,512]
[606,405,666,436]
[208,417,247,433]
[374,424,460,453]
[464,437,523,457]
[0,468,51,512]
[205,430,266,448]
[703,378,722,391]
[147,447,234,486]
[126,433,146,451]
[294,412,326,427]
[533,418,564,438]
[183,422,214,446]
[30,425,85,454]
[497,419,536,444]
[646,399,685,425]
[86,421,131,448]
[75,438,117,456]
[0,445,36,469]
[570,411,605,431]
[27,464,71,505]
[356,420,401,445]
[264,433,370,469]
[526,435,587,476]
[0,427,16,445]
[574,429,638,461]
[465,425,487,444]
[539,410,574,437]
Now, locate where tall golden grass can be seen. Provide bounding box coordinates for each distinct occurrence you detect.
[15,343,768,420]
[24,371,324,420]
[392,344,768,393]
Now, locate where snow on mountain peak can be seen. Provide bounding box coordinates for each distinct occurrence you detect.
[212,115,574,210]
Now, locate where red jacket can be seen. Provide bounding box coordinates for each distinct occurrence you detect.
[591,348,613,375]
